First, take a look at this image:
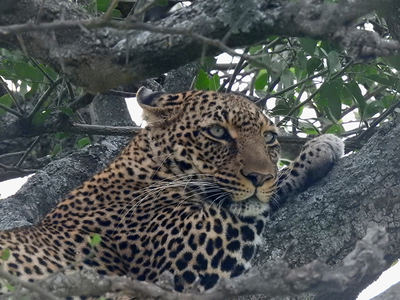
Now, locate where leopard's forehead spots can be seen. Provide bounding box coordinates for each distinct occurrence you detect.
[185,92,272,133]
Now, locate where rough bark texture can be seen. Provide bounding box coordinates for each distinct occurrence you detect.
[373,281,400,300]
[0,0,398,92]
[256,116,400,299]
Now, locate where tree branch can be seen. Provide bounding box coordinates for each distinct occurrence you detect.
[0,0,398,92]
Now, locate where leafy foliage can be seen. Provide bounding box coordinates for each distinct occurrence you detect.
[204,32,400,136]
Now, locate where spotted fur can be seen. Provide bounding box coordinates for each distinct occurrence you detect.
[0,89,344,296]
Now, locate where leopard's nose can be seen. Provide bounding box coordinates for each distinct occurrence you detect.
[241,171,274,187]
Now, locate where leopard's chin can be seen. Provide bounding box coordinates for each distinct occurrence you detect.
[200,186,270,217]
[216,195,270,218]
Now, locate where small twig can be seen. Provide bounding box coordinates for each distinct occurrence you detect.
[0,268,60,300]
[65,81,75,102]
[0,163,35,176]
[277,61,353,127]
[0,151,25,160]
[68,123,141,136]
[356,96,400,142]
[102,0,120,21]
[16,34,29,58]
[263,69,329,102]
[106,89,136,97]
[16,136,40,167]
[132,0,162,17]
[265,37,281,49]
[224,50,249,92]
[0,101,23,118]
[27,78,63,120]
[29,57,55,84]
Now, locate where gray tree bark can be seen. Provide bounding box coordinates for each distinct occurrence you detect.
[373,281,400,300]
[0,0,398,92]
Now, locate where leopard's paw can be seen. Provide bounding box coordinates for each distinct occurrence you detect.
[300,134,344,180]
[275,134,344,204]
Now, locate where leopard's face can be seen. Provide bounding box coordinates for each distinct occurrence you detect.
[138,88,280,216]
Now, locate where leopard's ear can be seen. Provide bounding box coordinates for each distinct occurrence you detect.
[136,87,184,124]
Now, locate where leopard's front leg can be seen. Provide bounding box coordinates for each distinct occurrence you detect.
[273,134,344,208]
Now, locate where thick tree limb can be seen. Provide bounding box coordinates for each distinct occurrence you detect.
[0,137,130,229]
[373,281,400,300]
[0,0,398,92]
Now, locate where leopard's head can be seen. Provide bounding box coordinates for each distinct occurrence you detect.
[137,87,280,216]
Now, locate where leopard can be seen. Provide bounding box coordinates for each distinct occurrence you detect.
[0,88,344,297]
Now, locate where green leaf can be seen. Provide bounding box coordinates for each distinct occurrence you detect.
[97,0,111,12]
[298,121,319,135]
[195,69,210,90]
[25,82,39,98]
[381,95,396,108]
[318,80,342,121]
[363,101,382,119]
[299,38,318,55]
[0,94,13,116]
[327,51,341,74]
[280,69,295,89]
[51,143,62,157]
[254,70,268,90]
[76,137,91,149]
[55,132,70,139]
[338,84,354,106]
[89,233,102,247]
[270,99,291,116]
[14,62,44,82]
[32,109,51,126]
[325,123,344,134]
[346,81,366,119]
[1,248,10,261]
[249,45,263,55]
[297,51,307,68]
[306,57,322,74]
[364,74,393,86]
[209,74,220,91]
[60,107,74,117]
[383,56,400,70]
[111,9,122,18]
[41,65,58,81]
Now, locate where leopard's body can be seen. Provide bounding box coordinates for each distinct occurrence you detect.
[0,89,343,294]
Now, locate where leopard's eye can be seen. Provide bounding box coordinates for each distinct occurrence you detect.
[264,131,277,144]
[207,124,229,139]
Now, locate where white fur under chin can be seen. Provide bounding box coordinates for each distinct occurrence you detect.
[228,197,270,218]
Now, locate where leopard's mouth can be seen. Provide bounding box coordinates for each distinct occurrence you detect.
[199,182,272,217]
[203,191,270,217]
[224,196,270,217]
